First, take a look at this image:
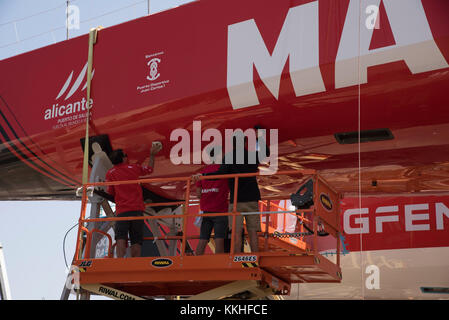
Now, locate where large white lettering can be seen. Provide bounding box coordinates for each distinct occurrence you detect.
[435,202,449,230]
[343,202,449,235]
[343,208,369,234]
[227,0,448,110]
[375,205,399,233]
[335,0,449,88]
[227,2,325,109]
[404,204,430,231]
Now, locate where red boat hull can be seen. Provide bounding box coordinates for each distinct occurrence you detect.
[0,0,448,200]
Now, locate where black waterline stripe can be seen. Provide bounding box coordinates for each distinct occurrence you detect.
[0,106,79,186]
[0,122,74,187]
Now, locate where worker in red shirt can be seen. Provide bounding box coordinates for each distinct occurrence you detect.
[195,149,229,255]
[106,143,162,258]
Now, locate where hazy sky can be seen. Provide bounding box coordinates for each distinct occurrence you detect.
[0,0,194,300]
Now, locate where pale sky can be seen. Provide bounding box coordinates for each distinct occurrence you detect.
[0,0,194,300]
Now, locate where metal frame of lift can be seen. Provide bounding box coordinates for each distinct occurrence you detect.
[62,144,343,300]
[0,242,12,300]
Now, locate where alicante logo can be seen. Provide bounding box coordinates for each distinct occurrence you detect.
[44,61,94,122]
[319,193,333,211]
[151,258,173,268]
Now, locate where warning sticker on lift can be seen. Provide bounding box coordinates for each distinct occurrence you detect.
[241,262,259,268]
[233,255,257,263]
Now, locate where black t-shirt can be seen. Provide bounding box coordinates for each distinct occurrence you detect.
[203,140,269,203]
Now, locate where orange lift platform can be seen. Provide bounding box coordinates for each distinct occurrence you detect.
[67,168,342,300]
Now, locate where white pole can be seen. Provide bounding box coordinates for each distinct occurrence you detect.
[0,243,12,300]
[66,0,69,40]
[13,22,20,43]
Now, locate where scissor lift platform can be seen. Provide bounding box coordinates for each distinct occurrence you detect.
[70,170,342,300]
[75,249,341,299]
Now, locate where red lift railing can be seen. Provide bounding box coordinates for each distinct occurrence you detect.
[74,169,340,263]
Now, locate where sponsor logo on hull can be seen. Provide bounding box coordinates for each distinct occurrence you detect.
[43,62,94,129]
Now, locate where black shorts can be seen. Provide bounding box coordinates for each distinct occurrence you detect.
[199,213,228,240]
[114,211,144,245]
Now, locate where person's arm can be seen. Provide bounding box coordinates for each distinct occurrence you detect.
[148,154,155,170]
[196,181,202,198]
[142,143,162,174]
[191,157,232,183]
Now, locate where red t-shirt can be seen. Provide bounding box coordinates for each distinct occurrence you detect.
[105,163,153,215]
[196,164,229,213]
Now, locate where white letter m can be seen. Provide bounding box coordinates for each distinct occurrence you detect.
[226,2,325,110]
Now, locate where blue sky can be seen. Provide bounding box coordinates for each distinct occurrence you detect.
[0,0,193,300]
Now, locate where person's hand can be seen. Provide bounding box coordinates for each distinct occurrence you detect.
[191,173,202,183]
[150,142,162,155]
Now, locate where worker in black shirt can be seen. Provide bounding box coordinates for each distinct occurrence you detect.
[192,128,269,253]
